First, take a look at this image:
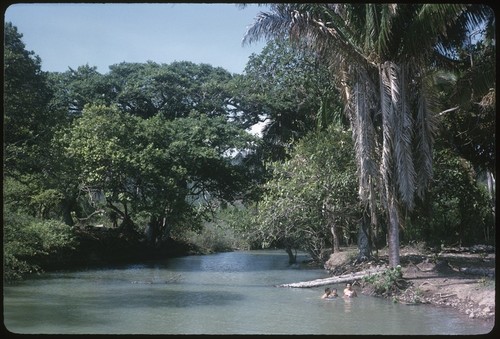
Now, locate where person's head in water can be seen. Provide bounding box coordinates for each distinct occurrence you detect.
[322,287,333,299]
[344,283,357,297]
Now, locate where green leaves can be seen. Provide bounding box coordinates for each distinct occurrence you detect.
[4,203,76,280]
[4,22,63,175]
[64,103,256,234]
[234,39,344,161]
[256,126,359,261]
[406,145,494,246]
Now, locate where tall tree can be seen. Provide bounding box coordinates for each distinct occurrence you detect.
[4,22,62,174]
[49,61,237,120]
[48,64,113,117]
[64,105,256,245]
[243,4,491,266]
[4,22,75,223]
[106,61,235,119]
[256,126,358,263]
[437,28,496,225]
[229,39,344,161]
[4,23,80,279]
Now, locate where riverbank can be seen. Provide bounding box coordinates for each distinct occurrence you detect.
[31,225,201,273]
[324,244,495,323]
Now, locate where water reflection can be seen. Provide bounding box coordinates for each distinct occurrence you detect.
[343,297,353,313]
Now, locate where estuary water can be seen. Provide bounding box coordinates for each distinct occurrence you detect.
[3,250,493,335]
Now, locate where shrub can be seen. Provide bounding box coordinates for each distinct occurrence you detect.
[4,206,77,281]
[363,265,403,296]
[183,221,248,254]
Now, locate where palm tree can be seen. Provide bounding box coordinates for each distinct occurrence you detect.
[243,3,491,266]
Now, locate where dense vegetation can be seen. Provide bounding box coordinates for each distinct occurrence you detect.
[3,4,495,280]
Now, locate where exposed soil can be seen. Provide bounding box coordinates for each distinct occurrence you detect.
[324,244,495,324]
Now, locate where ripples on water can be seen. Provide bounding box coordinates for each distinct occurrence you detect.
[3,250,493,335]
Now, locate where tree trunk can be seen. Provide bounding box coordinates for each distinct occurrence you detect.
[387,194,400,267]
[330,224,340,253]
[369,178,378,256]
[285,246,297,264]
[60,198,75,226]
[486,170,495,241]
[145,219,159,246]
[323,201,339,253]
[145,216,170,247]
[357,211,371,262]
[119,214,135,233]
[160,216,171,242]
[277,266,388,288]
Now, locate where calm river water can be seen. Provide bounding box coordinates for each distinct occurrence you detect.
[3,250,493,335]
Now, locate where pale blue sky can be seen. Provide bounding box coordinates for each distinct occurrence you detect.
[4,3,268,74]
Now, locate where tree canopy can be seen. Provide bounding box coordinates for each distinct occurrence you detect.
[230,39,344,161]
[243,3,494,266]
[255,125,359,263]
[3,7,495,280]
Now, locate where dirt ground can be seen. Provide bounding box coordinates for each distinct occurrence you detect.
[324,244,495,324]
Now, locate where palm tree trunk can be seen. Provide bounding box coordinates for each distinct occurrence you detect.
[486,170,495,222]
[357,211,371,262]
[387,192,400,267]
[369,176,379,257]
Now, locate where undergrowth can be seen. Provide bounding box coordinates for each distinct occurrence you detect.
[362,265,405,297]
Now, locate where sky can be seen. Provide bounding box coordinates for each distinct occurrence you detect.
[4,3,269,75]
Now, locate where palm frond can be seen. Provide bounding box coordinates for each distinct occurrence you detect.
[351,70,379,203]
[242,3,486,215]
[414,93,435,199]
[379,62,395,208]
[364,4,377,53]
[379,61,419,210]
[243,4,377,70]
[479,88,495,110]
[409,65,439,200]
[242,9,294,46]
[393,64,416,210]
[375,5,397,60]
[417,3,467,31]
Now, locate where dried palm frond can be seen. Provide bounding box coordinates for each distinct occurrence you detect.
[479,88,496,111]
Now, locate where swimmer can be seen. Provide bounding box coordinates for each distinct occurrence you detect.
[343,283,357,298]
[321,287,338,299]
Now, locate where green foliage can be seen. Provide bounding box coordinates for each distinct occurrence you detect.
[254,125,359,262]
[50,61,236,120]
[405,146,495,246]
[63,104,256,240]
[243,3,494,268]
[5,24,260,273]
[4,22,65,175]
[4,17,495,281]
[231,39,345,161]
[437,37,496,174]
[362,266,403,296]
[110,61,234,119]
[3,171,68,222]
[181,202,261,253]
[183,222,243,254]
[48,64,113,116]
[4,205,77,281]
